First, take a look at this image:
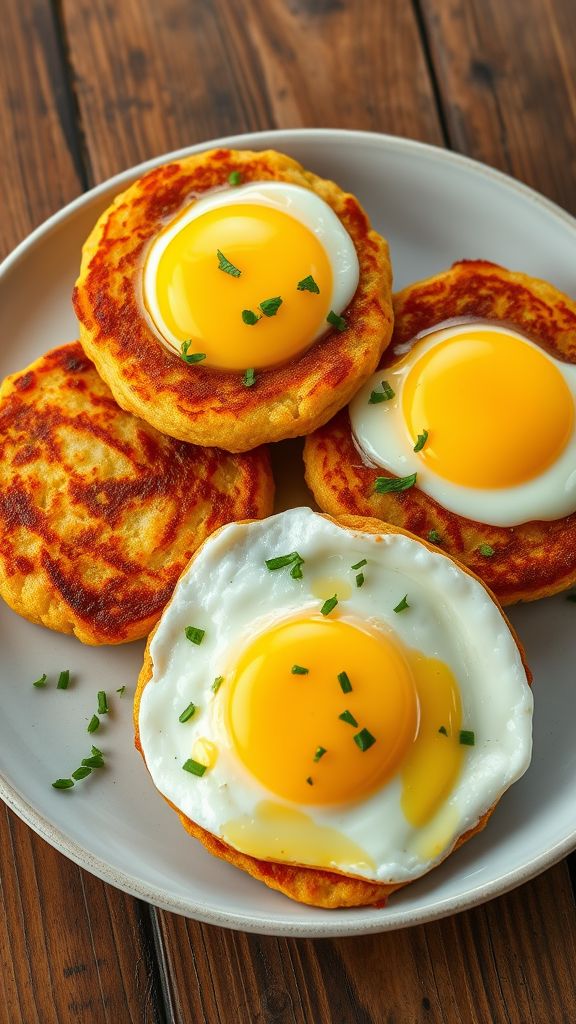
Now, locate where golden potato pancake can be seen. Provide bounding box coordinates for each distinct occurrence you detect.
[73,148,393,453]
[134,514,528,908]
[0,343,274,645]
[305,260,576,605]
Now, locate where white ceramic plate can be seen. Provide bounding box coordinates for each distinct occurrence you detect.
[1,129,576,938]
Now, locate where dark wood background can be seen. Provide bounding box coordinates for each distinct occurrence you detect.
[2,1,576,1021]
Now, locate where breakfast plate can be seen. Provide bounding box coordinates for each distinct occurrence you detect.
[1,128,576,937]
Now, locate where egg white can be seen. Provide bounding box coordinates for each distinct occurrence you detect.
[350,322,576,528]
[142,181,360,357]
[138,508,532,885]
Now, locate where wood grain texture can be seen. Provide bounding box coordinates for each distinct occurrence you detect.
[154,862,576,1024]
[60,0,443,182]
[0,0,84,255]
[0,808,164,1024]
[419,0,576,213]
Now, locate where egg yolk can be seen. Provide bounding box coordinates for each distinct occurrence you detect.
[402,327,574,488]
[225,615,419,805]
[145,203,332,370]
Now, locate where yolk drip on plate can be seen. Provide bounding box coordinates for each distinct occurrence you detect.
[145,202,332,370]
[401,328,574,488]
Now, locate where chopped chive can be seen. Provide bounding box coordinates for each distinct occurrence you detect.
[265,551,305,576]
[337,671,352,694]
[478,544,495,557]
[116,685,126,697]
[87,714,100,734]
[368,380,395,403]
[356,572,365,588]
[33,673,47,688]
[351,559,367,571]
[313,746,327,762]
[259,296,282,318]
[459,730,475,746]
[81,754,104,769]
[413,429,429,453]
[242,309,260,325]
[91,745,103,757]
[354,728,376,752]
[179,702,197,723]
[393,595,409,613]
[428,530,441,544]
[297,274,320,294]
[183,758,207,777]
[216,249,241,277]
[228,170,242,186]
[52,778,74,790]
[212,675,224,693]
[180,340,206,364]
[438,725,448,736]
[72,766,92,781]
[97,690,109,714]
[375,473,417,494]
[242,367,256,388]
[327,310,347,332]
[320,594,338,616]
[291,665,309,675]
[56,670,70,690]
[339,709,358,727]
[306,776,314,786]
[185,626,205,645]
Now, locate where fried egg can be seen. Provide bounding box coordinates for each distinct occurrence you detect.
[350,321,576,527]
[138,508,532,885]
[142,182,359,371]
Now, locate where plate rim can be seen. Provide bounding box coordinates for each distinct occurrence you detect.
[2,126,576,938]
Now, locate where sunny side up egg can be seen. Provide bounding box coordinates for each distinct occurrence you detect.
[138,508,532,886]
[142,182,360,371]
[350,321,576,527]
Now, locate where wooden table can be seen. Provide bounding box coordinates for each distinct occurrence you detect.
[2,2,576,1021]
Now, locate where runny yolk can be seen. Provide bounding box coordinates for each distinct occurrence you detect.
[401,328,574,488]
[225,615,419,805]
[146,203,332,370]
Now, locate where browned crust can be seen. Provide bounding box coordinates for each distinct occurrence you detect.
[73,148,393,453]
[0,343,274,645]
[304,260,576,605]
[133,512,530,908]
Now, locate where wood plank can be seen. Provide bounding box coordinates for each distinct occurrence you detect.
[419,0,576,213]
[0,0,85,253]
[60,0,444,182]
[154,861,576,1024]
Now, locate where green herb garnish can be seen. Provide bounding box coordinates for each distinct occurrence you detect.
[355,572,365,588]
[339,709,358,727]
[428,530,441,544]
[87,715,100,734]
[81,754,104,769]
[97,691,109,714]
[259,296,282,318]
[438,725,448,736]
[291,665,309,675]
[351,559,367,570]
[306,776,314,786]
[242,368,256,388]
[185,626,205,645]
[327,310,347,332]
[183,758,207,777]
[393,595,409,613]
[52,778,74,790]
[375,473,417,494]
[354,728,376,752]
[72,766,92,781]
[228,170,242,186]
[265,551,305,577]
[320,594,338,616]
[242,309,260,325]
[338,671,352,694]
[297,275,320,294]
[217,249,241,277]
[179,702,197,723]
[459,730,475,746]
[413,429,428,453]
[478,544,495,558]
[33,673,47,688]
[116,685,126,697]
[57,670,70,690]
[212,675,224,693]
[313,746,327,762]
[180,340,206,364]
[368,380,395,404]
